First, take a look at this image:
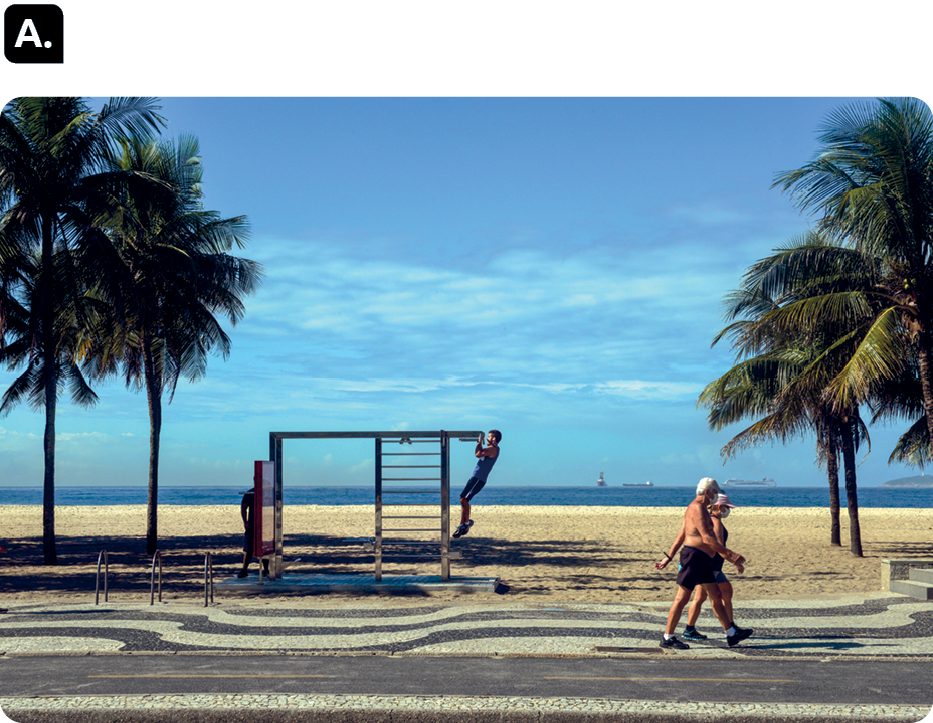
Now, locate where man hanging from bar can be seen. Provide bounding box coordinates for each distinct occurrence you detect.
[453,430,502,538]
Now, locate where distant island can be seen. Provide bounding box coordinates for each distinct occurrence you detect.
[882,475,933,488]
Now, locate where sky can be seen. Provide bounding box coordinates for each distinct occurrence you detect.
[1,5,931,489]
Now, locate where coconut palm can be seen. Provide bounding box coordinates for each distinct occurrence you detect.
[773,98,933,449]
[0,97,164,563]
[700,232,879,555]
[84,133,263,555]
[0,249,100,419]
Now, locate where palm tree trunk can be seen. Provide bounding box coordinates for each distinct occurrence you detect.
[825,432,841,547]
[143,338,162,556]
[838,416,863,557]
[916,336,933,452]
[41,214,57,566]
[42,366,57,565]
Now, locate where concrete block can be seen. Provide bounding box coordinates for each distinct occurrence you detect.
[880,558,933,590]
[890,579,933,600]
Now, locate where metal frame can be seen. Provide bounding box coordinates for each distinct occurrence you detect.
[268,430,483,580]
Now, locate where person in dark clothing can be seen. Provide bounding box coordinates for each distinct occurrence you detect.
[238,490,268,578]
[453,430,501,538]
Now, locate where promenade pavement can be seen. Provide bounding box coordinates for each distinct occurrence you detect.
[0,585,931,722]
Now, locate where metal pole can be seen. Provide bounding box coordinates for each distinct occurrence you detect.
[204,553,214,606]
[272,436,284,580]
[150,551,162,605]
[95,550,108,605]
[441,431,450,580]
[375,437,383,581]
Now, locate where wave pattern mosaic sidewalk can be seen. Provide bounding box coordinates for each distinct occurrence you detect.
[0,592,931,658]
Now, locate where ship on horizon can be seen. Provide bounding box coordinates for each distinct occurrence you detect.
[622,480,654,488]
[723,477,775,487]
[597,472,608,487]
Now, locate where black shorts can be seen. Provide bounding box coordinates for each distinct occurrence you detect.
[243,526,255,555]
[675,546,717,591]
[460,476,486,502]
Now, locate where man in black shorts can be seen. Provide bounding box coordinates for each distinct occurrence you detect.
[453,430,501,538]
[655,477,751,649]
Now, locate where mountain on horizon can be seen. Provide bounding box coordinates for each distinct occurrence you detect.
[882,475,933,487]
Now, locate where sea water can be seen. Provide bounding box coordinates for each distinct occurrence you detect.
[1,485,932,508]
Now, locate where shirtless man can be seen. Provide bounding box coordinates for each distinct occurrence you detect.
[655,477,753,649]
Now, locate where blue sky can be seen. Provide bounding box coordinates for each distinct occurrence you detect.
[4,96,931,488]
[1,4,930,489]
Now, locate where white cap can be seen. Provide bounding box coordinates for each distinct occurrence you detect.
[696,477,721,497]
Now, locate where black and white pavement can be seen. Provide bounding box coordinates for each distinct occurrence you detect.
[1,590,931,722]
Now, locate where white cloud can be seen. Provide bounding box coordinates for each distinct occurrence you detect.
[56,432,111,443]
[594,380,705,400]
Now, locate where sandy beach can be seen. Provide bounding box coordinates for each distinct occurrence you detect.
[0,504,930,607]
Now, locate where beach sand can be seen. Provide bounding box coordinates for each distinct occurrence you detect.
[0,504,930,607]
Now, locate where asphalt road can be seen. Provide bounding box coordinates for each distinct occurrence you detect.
[1,653,931,707]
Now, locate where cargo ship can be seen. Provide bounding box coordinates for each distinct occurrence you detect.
[622,481,654,487]
[597,472,607,487]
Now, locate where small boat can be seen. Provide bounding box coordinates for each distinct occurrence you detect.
[622,481,654,487]
[597,472,607,487]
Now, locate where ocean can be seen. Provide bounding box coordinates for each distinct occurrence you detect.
[1,485,932,508]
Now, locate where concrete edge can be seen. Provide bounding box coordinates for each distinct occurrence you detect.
[2,694,930,723]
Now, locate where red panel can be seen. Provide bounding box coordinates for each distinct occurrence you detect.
[253,461,275,558]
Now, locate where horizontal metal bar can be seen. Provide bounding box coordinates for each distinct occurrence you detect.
[381,465,441,469]
[382,453,440,456]
[381,482,442,486]
[381,553,462,559]
[382,528,438,532]
[380,502,440,507]
[269,431,482,440]
[377,539,441,545]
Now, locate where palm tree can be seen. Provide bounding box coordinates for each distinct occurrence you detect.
[773,98,933,450]
[0,97,164,564]
[700,233,878,555]
[0,248,100,426]
[84,134,263,555]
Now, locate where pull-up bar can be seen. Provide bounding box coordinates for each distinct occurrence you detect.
[264,430,484,580]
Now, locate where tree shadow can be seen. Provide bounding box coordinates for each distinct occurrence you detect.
[0,531,666,598]
[868,541,933,558]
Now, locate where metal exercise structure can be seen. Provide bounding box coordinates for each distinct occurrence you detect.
[267,430,484,580]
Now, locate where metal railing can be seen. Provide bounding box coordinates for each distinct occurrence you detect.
[93,550,218,606]
[204,552,214,606]
[150,551,163,605]
[95,550,109,604]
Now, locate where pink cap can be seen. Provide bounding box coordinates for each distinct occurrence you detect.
[714,492,737,508]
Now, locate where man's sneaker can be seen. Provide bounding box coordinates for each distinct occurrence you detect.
[727,627,754,647]
[659,636,690,650]
[682,628,708,641]
[467,519,474,528]
[452,524,467,539]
